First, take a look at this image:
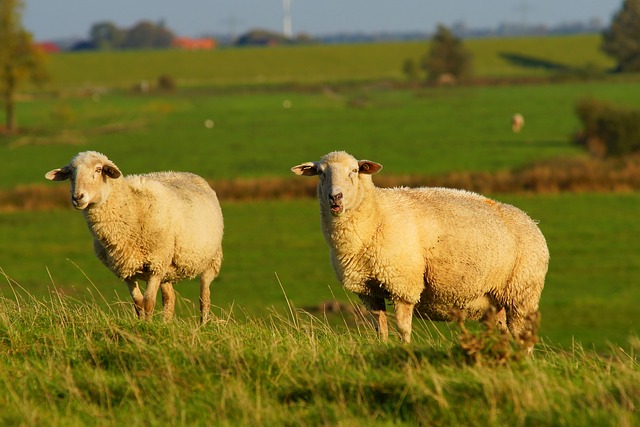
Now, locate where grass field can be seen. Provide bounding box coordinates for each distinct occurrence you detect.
[6,80,640,192]
[42,34,613,89]
[1,34,639,425]
[2,193,639,352]
[3,49,640,351]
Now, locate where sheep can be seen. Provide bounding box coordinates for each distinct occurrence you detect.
[511,113,525,133]
[291,151,549,350]
[45,151,223,323]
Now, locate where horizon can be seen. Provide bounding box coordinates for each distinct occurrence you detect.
[23,0,622,42]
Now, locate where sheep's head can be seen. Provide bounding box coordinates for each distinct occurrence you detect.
[45,151,122,210]
[291,151,382,217]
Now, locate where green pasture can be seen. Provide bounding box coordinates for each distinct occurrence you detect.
[42,34,613,89]
[1,36,638,425]
[2,193,639,352]
[465,34,613,78]
[1,35,638,357]
[5,80,640,190]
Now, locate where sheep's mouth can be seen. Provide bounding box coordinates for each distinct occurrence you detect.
[330,203,344,215]
[72,199,89,210]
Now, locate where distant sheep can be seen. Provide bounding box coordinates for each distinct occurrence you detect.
[512,113,525,133]
[45,151,223,322]
[292,151,549,350]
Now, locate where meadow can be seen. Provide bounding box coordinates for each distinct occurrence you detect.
[43,34,613,88]
[2,192,640,353]
[1,34,639,425]
[6,81,640,190]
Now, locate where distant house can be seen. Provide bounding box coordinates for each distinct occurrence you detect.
[172,37,216,50]
[235,29,288,47]
[36,42,61,53]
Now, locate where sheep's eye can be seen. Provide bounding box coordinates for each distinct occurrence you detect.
[95,167,102,175]
[352,168,358,174]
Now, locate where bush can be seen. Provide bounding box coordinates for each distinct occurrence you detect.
[157,74,176,91]
[402,58,420,83]
[574,98,640,157]
[421,24,473,84]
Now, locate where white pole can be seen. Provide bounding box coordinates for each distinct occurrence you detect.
[283,0,292,38]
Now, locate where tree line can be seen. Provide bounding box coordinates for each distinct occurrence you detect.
[78,20,176,50]
[78,23,313,51]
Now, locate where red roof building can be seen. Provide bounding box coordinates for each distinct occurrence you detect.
[172,37,216,50]
[36,42,61,53]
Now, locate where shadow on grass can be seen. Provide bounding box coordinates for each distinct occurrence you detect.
[499,52,573,72]
[499,52,610,80]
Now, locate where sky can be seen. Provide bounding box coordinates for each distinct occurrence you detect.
[23,0,623,41]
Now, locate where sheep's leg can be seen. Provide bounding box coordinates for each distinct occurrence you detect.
[494,307,508,333]
[199,250,222,324]
[394,300,415,343]
[359,295,388,340]
[160,282,175,321]
[372,308,389,341]
[480,305,509,333]
[199,276,211,324]
[126,279,144,318]
[199,269,217,324]
[142,275,162,320]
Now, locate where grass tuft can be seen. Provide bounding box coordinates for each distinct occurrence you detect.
[452,308,539,367]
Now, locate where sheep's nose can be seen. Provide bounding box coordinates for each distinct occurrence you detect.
[329,192,343,203]
[72,193,84,203]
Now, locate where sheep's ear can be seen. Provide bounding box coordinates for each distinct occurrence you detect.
[45,166,72,181]
[103,163,121,179]
[358,160,382,175]
[291,162,320,176]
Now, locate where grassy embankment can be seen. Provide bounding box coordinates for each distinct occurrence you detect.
[0,292,638,426]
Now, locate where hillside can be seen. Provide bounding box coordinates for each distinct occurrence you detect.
[42,34,613,89]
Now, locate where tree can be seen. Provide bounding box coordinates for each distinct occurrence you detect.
[0,0,47,133]
[122,21,175,49]
[421,24,473,84]
[90,21,125,50]
[602,0,640,72]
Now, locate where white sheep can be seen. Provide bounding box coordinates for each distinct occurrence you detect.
[45,151,224,323]
[292,151,549,350]
[511,113,525,133]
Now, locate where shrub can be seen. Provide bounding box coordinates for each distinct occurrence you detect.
[402,58,420,83]
[421,24,473,84]
[157,74,176,91]
[574,98,640,157]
